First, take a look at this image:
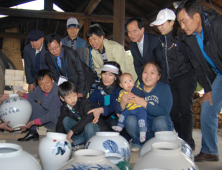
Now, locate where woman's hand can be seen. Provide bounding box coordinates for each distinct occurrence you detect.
[120,92,133,110]
[67,130,74,143]
[87,107,104,124]
[0,93,9,103]
[131,94,147,109]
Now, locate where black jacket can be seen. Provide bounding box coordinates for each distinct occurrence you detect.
[160,31,193,80]
[182,9,222,93]
[129,33,168,83]
[45,46,86,94]
[56,98,110,135]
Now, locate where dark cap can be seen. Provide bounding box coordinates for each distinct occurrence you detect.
[27,29,44,41]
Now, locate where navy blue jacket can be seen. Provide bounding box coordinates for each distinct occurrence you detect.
[24,42,49,84]
[88,86,121,116]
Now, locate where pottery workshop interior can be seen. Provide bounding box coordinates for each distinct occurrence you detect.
[1,0,222,169]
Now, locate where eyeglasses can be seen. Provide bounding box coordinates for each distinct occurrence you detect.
[48,45,60,52]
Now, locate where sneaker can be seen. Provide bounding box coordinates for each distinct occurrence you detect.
[72,144,85,151]
[131,147,140,152]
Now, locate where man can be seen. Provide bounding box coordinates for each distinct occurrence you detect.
[125,18,167,83]
[61,17,87,57]
[17,69,62,141]
[45,33,86,97]
[24,29,49,92]
[177,0,222,162]
[86,24,137,80]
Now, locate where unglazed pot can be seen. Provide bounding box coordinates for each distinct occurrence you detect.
[85,132,130,161]
[106,153,132,170]
[140,131,194,161]
[0,143,42,170]
[134,142,199,170]
[38,132,72,170]
[0,94,32,130]
[59,149,119,170]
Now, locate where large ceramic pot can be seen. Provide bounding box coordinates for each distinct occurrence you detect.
[105,153,132,170]
[38,132,72,170]
[0,94,32,130]
[60,149,119,170]
[0,143,42,170]
[140,131,194,161]
[134,142,199,170]
[85,132,130,161]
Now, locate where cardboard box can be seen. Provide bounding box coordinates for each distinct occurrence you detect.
[5,80,14,86]
[14,81,23,86]
[14,70,24,76]
[5,69,15,75]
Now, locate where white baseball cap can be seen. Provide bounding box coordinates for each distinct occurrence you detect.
[100,64,119,74]
[150,8,176,26]
[67,17,79,28]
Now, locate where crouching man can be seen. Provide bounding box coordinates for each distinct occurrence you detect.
[17,69,62,141]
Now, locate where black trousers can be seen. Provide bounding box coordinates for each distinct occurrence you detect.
[170,70,197,148]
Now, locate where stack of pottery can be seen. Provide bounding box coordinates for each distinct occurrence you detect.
[59,149,119,170]
[0,94,32,130]
[0,143,42,170]
[38,132,71,170]
[85,132,130,161]
[140,131,194,161]
[133,142,199,170]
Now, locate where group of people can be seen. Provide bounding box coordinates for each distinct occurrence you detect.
[1,0,222,162]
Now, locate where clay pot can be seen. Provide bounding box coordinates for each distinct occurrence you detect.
[38,132,72,170]
[0,94,32,130]
[85,132,130,161]
[0,143,42,170]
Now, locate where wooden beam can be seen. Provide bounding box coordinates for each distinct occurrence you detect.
[75,0,91,13]
[113,0,125,45]
[44,0,53,11]
[83,17,91,43]
[0,32,28,38]
[0,0,34,7]
[126,0,149,17]
[145,0,162,10]
[200,1,222,15]
[79,0,102,30]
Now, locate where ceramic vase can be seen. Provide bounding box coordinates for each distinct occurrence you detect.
[59,149,119,170]
[140,131,194,161]
[0,143,42,170]
[38,132,72,170]
[105,153,132,170]
[134,142,199,170]
[0,94,32,130]
[85,132,130,161]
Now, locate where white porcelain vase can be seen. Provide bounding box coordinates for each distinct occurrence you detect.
[0,143,42,170]
[134,142,199,170]
[140,131,194,161]
[85,132,130,161]
[38,132,72,170]
[60,149,119,170]
[0,94,32,130]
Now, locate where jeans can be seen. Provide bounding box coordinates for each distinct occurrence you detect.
[29,100,58,131]
[63,117,100,146]
[125,115,174,148]
[201,74,222,155]
[170,70,197,148]
[118,107,147,132]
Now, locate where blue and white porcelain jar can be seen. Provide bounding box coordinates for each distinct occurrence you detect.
[85,132,130,161]
[38,132,71,170]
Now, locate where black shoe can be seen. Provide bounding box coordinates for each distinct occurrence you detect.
[17,132,39,141]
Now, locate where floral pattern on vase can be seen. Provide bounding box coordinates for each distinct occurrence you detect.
[65,163,119,170]
[52,141,71,156]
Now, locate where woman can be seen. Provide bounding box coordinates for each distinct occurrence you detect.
[150,8,197,150]
[88,61,130,139]
[123,60,174,151]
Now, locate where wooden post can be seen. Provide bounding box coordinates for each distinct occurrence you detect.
[83,17,91,44]
[44,0,53,11]
[113,0,125,46]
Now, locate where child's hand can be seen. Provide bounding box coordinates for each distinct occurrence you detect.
[131,94,147,108]
[67,130,74,144]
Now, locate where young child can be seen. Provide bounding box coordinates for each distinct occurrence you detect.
[56,81,109,147]
[112,73,147,143]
